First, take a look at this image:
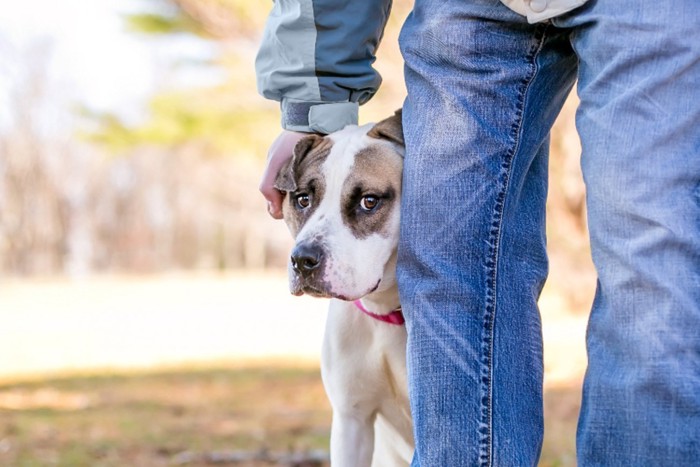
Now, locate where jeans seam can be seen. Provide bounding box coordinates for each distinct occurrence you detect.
[478,24,550,467]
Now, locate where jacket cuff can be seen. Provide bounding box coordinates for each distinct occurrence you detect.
[281,99,359,134]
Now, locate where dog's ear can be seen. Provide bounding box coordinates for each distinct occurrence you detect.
[274,134,323,193]
[367,109,403,146]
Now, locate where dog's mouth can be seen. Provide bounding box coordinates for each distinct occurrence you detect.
[299,284,329,298]
[292,277,381,302]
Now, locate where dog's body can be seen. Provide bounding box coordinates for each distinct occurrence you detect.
[322,298,412,466]
[275,111,413,466]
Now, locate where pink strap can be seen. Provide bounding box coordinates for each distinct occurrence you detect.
[353,300,405,326]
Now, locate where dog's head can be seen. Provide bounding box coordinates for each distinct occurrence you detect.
[275,110,404,301]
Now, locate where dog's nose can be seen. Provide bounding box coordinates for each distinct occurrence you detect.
[291,243,323,276]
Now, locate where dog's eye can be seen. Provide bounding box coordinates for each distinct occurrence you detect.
[295,193,311,209]
[360,195,379,212]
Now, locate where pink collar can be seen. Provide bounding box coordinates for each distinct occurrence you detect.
[353,300,405,326]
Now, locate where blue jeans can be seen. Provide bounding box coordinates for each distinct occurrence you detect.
[397,0,700,465]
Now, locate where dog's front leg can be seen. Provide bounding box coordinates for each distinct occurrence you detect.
[330,411,376,467]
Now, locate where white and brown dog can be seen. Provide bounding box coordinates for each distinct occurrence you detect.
[275,110,413,466]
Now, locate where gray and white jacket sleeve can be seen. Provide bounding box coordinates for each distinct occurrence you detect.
[255,0,392,134]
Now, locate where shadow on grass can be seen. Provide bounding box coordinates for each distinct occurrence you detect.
[0,366,580,466]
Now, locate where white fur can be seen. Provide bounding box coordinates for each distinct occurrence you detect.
[285,123,413,466]
[292,124,402,300]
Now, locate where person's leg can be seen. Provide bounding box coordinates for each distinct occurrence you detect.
[398,1,577,464]
[553,1,700,463]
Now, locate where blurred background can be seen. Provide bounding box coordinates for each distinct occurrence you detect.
[0,0,595,465]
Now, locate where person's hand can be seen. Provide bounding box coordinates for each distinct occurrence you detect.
[260,130,307,219]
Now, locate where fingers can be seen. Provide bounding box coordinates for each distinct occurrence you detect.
[260,130,307,219]
[259,178,285,219]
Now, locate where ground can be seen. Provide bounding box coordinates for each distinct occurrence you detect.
[0,272,588,466]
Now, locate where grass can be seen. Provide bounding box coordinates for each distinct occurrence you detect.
[0,367,331,466]
[0,273,587,465]
[0,366,579,466]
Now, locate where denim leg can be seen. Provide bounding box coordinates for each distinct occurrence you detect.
[397,1,577,465]
[553,2,700,464]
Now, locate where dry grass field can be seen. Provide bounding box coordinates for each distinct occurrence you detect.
[0,272,589,466]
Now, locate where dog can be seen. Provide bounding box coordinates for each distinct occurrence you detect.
[275,110,413,466]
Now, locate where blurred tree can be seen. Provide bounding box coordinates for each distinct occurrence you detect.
[124,0,267,39]
[0,42,92,275]
[86,0,278,159]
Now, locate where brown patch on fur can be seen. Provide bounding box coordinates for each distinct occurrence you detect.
[275,135,324,193]
[367,109,403,147]
[341,144,403,239]
[276,136,333,236]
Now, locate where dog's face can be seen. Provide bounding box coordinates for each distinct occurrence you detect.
[275,111,404,301]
